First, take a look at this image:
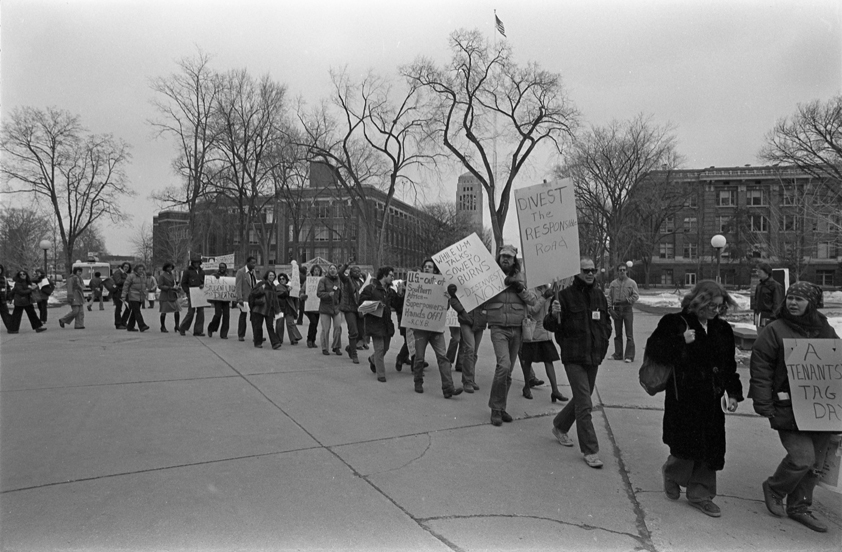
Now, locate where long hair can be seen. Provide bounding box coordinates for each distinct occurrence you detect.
[376,266,394,280]
[310,265,323,276]
[14,270,31,286]
[162,262,174,272]
[420,258,440,274]
[681,280,737,316]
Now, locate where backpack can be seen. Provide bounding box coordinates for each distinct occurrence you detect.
[103,277,117,293]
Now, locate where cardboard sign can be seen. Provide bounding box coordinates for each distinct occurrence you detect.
[446,307,460,328]
[188,287,210,308]
[783,338,842,432]
[432,233,506,313]
[200,253,236,272]
[400,271,449,332]
[515,178,580,287]
[290,261,301,296]
[819,435,842,494]
[304,276,321,312]
[203,276,237,302]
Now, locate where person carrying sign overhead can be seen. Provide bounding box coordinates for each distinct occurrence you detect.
[749,281,839,533]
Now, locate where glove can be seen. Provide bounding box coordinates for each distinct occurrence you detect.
[447,284,458,298]
[543,288,555,299]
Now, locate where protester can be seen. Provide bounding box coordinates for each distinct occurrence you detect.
[235,256,258,342]
[447,283,487,393]
[144,271,158,309]
[122,263,150,332]
[157,262,181,333]
[645,280,742,516]
[749,281,839,532]
[87,271,104,311]
[275,273,302,345]
[0,264,11,332]
[178,254,206,337]
[111,262,131,329]
[412,259,463,398]
[207,263,230,339]
[359,266,397,382]
[9,270,46,333]
[544,258,611,467]
[752,262,784,331]
[58,266,86,329]
[446,326,464,373]
[607,263,640,363]
[317,263,343,356]
[392,279,414,371]
[483,245,537,425]
[249,270,282,349]
[338,262,364,364]
[30,268,54,325]
[300,265,323,348]
[519,286,567,403]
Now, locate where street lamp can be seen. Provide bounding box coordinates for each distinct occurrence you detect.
[39,239,52,275]
[710,234,726,284]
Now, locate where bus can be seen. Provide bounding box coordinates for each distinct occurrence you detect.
[71,261,112,297]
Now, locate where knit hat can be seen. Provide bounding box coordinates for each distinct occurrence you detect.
[786,281,821,308]
[499,244,518,257]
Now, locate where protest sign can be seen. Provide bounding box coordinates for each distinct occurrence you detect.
[400,271,449,332]
[203,276,237,302]
[432,233,506,313]
[304,276,321,312]
[200,253,236,272]
[783,338,842,432]
[188,287,211,308]
[446,307,460,328]
[515,178,580,286]
[290,261,301,296]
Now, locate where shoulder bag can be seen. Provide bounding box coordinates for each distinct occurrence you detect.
[639,315,688,397]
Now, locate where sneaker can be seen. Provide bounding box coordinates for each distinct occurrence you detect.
[552,427,575,447]
[688,499,721,518]
[788,511,827,533]
[583,454,603,468]
[333,348,342,356]
[377,376,386,383]
[624,359,632,363]
[443,387,463,399]
[490,410,503,426]
[322,349,330,356]
[352,357,359,364]
[462,384,474,394]
[762,480,785,517]
[35,327,47,333]
[500,410,513,423]
[414,382,423,394]
[663,466,680,500]
[471,383,480,391]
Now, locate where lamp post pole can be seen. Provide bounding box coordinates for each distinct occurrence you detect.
[710,234,726,284]
[39,240,52,276]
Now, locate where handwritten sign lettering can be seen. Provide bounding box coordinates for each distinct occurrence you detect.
[400,271,448,332]
[515,178,580,287]
[304,277,320,312]
[200,253,236,272]
[432,233,506,313]
[783,339,842,432]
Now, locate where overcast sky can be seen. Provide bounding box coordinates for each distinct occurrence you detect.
[3,0,840,256]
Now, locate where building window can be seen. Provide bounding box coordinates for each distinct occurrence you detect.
[750,215,769,233]
[660,216,675,234]
[683,242,698,259]
[314,227,330,242]
[684,195,698,208]
[684,272,696,286]
[683,217,698,233]
[816,270,835,286]
[265,209,274,224]
[783,215,800,232]
[817,242,836,259]
[746,189,766,206]
[660,269,674,286]
[248,229,258,244]
[716,189,737,207]
[658,243,675,259]
[782,185,798,206]
[717,216,731,233]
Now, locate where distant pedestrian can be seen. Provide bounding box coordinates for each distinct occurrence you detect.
[359,266,397,382]
[607,263,639,363]
[87,271,104,311]
[9,270,46,333]
[0,264,11,332]
[275,273,302,345]
[111,262,131,329]
[749,281,839,533]
[645,280,742,517]
[519,286,567,403]
[144,272,158,309]
[235,256,258,342]
[58,266,86,329]
[178,254,206,337]
[30,268,54,324]
[122,264,150,332]
[543,258,611,468]
[248,270,282,349]
[752,262,784,331]
[207,263,230,339]
[317,264,343,356]
[301,265,323,348]
[338,261,363,364]
[157,262,181,332]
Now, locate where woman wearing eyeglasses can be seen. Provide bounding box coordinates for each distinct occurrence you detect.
[644,280,742,518]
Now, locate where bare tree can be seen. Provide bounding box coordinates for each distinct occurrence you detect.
[0,204,51,272]
[559,114,682,270]
[403,29,579,250]
[129,221,154,267]
[149,50,222,248]
[0,106,133,276]
[415,201,476,255]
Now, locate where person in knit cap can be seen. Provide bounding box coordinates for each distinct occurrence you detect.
[751,262,784,331]
[749,281,838,533]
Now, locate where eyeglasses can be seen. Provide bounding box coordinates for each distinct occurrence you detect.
[581,268,597,274]
[618,269,627,272]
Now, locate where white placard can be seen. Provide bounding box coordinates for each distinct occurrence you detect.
[188,287,210,308]
[515,178,580,287]
[400,271,449,332]
[290,261,301,296]
[432,233,506,313]
[446,307,460,328]
[203,276,237,302]
[783,338,842,432]
[200,253,236,272]
[304,276,321,312]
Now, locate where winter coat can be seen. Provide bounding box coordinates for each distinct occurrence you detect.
[12,281,34,307]
[316,274,342,316]
[645,311,744,471]
[248,281,280,318]
[449,295,488,332]
[275,282,298,318]
[112,269,127,292]
[543,277,612,366]
[752,277,784,318]
[0,277,11,303]
[748,315,839,431]
[30,278,54,304]
[358,279,395,338]
[524,295,552,343]
[67,274,85,306]
[180,265,205,292]
[483,269,536,327]
[157,272,179,302]
[235,267,257,303]
[338,268,363,313]
[122,273,147,303]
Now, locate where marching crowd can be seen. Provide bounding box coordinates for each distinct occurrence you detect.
[1,247,838,534]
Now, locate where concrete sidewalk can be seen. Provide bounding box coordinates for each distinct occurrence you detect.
[1,307,839,551]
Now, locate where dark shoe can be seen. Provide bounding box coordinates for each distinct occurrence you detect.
[352,357,359,364]
[290,340,297,345]
[612,355,622,361]
[414,382,423,394]
[500,410,513,423]
[472,383,480,391]
[160,327,168,333]
[788,511,827,532]
[363,344,369,350]
[333,348,342,356]
[490,410,503,426]
[194,333,206,337]
[116,325,127,330]
[74,326,85,330]
[369,357,376,373]
[220,336,228,339]
[528,378,544,388]
[345,344,353,356]
[377,376,386,383]
[255,343,263,348]
[272,343,281,350]
[522,386,533,399]
[238,337,245,342]
[127,328,138,332]
[455,366,462,372]
[322,349,330,356]
[139,325,150,332]
[7,331,18,334]
[463,383,474,394]
[395,359,403,371]
[208,331,213,338]
[35,327,47,333]
[551,391,569,403]
[87,305,92,312]
[663,466,680,500]
[762,481,785,517]
[179,330,186,336]
[307,341,316,348]
[58,320,65,328]
[443,387,463,399]
[688,500,720,518]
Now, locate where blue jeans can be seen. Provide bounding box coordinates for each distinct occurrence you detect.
[767,430,832,514]
[413,330,455,391]
[488,326,522,412]
[459,325,484,387]
[553,363,600,455]
[612,304,635,361]
[371,335,391,378]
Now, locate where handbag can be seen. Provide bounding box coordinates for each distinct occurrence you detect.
[522,315,536,341]
[639,315,687,396]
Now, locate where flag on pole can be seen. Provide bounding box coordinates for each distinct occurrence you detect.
[495,13,506,37]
